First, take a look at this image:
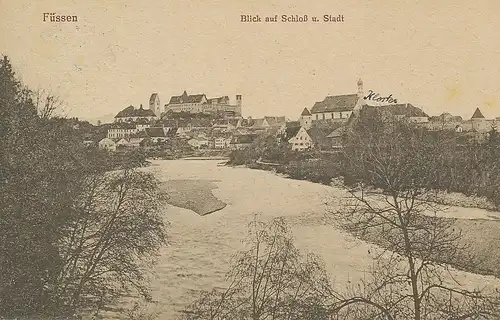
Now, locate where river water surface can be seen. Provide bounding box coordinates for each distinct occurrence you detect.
[147,159,500,319]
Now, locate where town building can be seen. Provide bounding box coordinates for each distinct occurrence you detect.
[188,136,210,149]
[326,126,345,149]
[98,138,117,151]
[165,91,242,117]
[107,123,138,139]
[424,107,497,133]
[310,79,365,122]
[214,137,232,149]
[145,127,168,143]
[212,119,240,131]
[230,134,257,150]
[286,126,313,151]
[136,118,153,131]
[373,103,429,123]
[114,105,158,123]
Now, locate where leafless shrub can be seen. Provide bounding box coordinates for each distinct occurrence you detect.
[33,88,64,119]
[327,112,500,319]
[52,168,168,316]
[181,217,334,320]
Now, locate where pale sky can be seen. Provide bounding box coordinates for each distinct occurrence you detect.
[1,0,499,122]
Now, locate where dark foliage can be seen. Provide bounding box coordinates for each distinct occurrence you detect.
[0,56,167,318]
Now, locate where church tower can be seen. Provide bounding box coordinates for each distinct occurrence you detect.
[149,93,160,117]
[352,78,365,116]
[357,78,364,99]
[236,95,242,117]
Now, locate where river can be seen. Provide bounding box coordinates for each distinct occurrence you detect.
[145,159,500,319]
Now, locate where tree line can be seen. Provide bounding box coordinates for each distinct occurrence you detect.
[0,56,168,318]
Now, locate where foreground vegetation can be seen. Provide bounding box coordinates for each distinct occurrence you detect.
[0,56,168,318]
[182,217,500,319]
[217,108,500,319]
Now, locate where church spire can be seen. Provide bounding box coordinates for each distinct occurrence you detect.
[357,78,364,98]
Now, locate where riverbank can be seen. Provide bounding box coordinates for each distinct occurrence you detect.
[238,160,499,212]
[228,161,500,279]
[145,160,500,319]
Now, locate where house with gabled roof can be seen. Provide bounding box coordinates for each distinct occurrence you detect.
[98,138,117,151]
[264,116,286,128]
[212,118,240,131]
[145,127,168,143]
[287,126,313,151]
[307,127,333,150]
[471,107,485,119]
[251,118,270,130]
[326,126,346,149]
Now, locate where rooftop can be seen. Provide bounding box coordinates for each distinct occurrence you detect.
[311,94,359,113]
[115,105,156,118]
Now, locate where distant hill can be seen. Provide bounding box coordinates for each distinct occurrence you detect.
[83,112,116,125]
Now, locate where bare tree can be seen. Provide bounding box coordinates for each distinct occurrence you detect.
[33,88,64,119]
[52,168,168,316]
[181,217,334,320]
[327,111,500,319]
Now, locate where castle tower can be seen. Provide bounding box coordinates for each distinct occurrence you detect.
[149,93,160,116]
[236,95,242,117]
[300,107,312,129]
[471,107,486,131]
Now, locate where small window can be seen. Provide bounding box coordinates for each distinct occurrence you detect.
[322,114,325,120]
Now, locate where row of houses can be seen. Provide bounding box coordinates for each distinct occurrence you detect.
[100,79,498,154]
[98,133,258,152]
[277,81,499,152]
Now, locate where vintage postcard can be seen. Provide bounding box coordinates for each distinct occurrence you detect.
[1,0,500,319]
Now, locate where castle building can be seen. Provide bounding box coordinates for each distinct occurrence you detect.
[164,91,242,117]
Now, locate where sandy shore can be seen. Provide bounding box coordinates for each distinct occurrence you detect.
[162,179,227,215]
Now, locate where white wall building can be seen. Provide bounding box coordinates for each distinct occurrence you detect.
[98,138,116,151]
[288,127,313,151]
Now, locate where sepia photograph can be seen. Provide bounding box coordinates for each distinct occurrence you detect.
[1,0,500,319]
